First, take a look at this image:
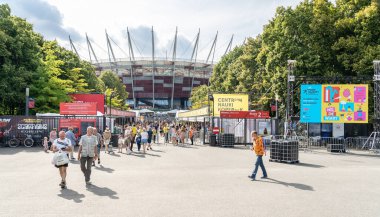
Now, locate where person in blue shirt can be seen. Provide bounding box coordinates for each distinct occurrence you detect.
[65,127,77,160]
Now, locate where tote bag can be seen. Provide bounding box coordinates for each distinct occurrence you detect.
[53,151,69,166]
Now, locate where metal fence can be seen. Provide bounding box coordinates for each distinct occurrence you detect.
[264,135,380,153]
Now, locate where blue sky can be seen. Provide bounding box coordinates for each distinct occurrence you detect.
[3,0,303,62]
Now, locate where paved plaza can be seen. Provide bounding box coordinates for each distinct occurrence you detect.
[0,144,379,217]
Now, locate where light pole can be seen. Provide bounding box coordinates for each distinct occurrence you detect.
[25,88,29,116]
[109,92,116,132]
[275,93,279,119]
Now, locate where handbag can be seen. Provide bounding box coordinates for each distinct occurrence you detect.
[53,150,69,166]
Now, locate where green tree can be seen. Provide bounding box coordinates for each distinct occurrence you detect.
[0,4,42,115]
[99,70,129,109]
[189,85,209,109]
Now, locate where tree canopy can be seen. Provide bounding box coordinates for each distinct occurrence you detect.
[191,0,380,117]
[0,4,128,114]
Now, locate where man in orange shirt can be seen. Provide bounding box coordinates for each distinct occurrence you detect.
[248,131,268,181]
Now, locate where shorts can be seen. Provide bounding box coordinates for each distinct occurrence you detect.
[104,139,110,145]
[55,163,68,168]
[141,139,148,144]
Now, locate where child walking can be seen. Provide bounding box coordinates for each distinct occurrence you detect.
[43,137,49,153]
[118,134,124,153]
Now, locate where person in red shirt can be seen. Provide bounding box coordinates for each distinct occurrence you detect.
[248,131,268,181]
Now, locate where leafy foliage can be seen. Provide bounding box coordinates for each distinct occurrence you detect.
[0,4,124,114]
[194,0,380,117]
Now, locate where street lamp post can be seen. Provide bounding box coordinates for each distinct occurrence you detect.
[25,88,29,116]
[109,92,115,132]
[275,93,279,119]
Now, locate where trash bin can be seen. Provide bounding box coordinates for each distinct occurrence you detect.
[220,133,234,147]
[210,133,217,146]
[111,134,119,147]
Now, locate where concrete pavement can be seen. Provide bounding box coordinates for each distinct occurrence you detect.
[0,144,379,217]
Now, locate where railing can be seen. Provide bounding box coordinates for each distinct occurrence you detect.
[267,136,379,153]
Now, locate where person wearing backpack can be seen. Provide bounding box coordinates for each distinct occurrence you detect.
[52,131,72,189]
[248,131,268,181]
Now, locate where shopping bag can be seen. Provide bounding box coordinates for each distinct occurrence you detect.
[53,151,69,166]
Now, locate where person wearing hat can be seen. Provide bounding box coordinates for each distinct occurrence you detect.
[248,131,268,181]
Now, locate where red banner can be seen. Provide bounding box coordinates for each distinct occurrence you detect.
[246,111,270,119]
[69,94,105,114]
[220,110,270,119]
[28,99,35,109]
[60,103,97,115]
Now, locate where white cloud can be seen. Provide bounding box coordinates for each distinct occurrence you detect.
[3,0,303,61]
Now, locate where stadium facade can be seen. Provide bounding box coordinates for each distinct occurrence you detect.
[70,28,234,110]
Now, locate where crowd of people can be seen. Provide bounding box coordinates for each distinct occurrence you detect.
[45,121,204,189]
[47,121,268,188]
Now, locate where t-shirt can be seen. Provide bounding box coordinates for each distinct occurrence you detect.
[141,131,148,140]
[132,127,137,135]
[65,130,76,146]
[124,129,132,138]
[53,138,72,154]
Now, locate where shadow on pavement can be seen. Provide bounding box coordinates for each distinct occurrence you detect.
[0,147,43,155]
[95,165,114,173]
[175,145,198,149]
[150,149,165,153]
[129,152,146,158]
[293,162,325,168]
[256,178,314,191]
[58,188,85,203]
[145,152,161,157]
[108,153,121,157]
[86,184,119,199]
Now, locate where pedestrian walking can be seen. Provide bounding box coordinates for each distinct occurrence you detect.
[189,127,194,145]
[147,126,153,150]
[43,137,49,152]
[131,124,137,151]
[77,127,98,185]
[103,127,111,154]
[93,128,103,165]
[124,126,132,154]
[118,134,124,153]
[152,127,157,144]
[65,127,77,160]
[141,128,148,153]
[52,131,72,189]
[248,131,268,181]
[49,128,57,151]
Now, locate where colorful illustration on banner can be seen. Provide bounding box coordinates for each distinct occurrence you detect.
[354,86,366,103]
[324,86,340,103]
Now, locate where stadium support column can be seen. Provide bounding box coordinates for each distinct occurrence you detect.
[86,33,99,66]
[286,60,296,136]
[106,30,118,73]
[190,29,200,96]
[69,35,79,57]
[152,26,155,109]
[127,28,136,108]
[206,32,218,86]
[223,34,234,56]
[171,27,178,109]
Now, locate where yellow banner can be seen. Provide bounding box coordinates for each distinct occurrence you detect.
[213,94,249,117]
[321,84,368,123]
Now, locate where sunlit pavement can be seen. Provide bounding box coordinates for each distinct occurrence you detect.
[0,144,379,217]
